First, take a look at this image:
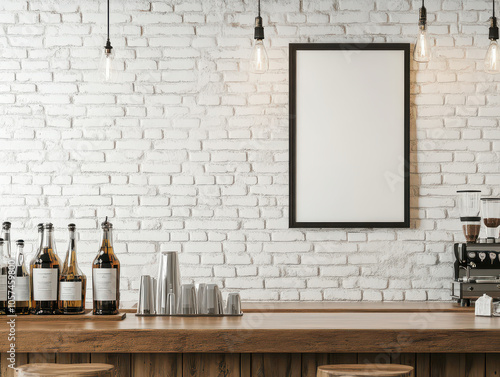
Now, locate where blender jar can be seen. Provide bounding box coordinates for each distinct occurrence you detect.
[481,198,500,241]
[457,190,481,243]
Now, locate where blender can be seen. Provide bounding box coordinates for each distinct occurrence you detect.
[457,190,481,243]
[481,198,500,242]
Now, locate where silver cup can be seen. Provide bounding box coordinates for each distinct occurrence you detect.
[178,283,197,315]
[151,277,157,313]
[167,293,176,315]
[226,293,241,315]
[205,284,223,315]
[196,283,207,314]
[218,290,224,314]
[159,278,167,314]
[137,275,155,315]
[157,251,181,314]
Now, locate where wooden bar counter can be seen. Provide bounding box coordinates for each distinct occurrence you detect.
[1,303,499,376]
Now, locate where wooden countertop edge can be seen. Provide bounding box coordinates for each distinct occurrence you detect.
[4,328,500,353]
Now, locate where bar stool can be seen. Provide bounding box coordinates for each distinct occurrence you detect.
[317,364,413,377]
[15,363,115,377]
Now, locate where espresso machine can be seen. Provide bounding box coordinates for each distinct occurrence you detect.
[452,192,500,306]
[453,243,500,306]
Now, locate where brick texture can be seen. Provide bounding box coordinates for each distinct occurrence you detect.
[0,0,497,307]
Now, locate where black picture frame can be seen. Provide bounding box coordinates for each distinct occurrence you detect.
[289,43,410,229]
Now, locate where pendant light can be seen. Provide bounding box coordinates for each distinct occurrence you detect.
[99,0,115,81]
[413,0,431,62]
[250,0,269,73]
[485,0,500,73]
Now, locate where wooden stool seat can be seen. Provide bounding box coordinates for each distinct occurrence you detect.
[15,363,115,377]
[317,364,413,377]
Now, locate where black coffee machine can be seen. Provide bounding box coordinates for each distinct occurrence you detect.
[452,191,500,306]
[452,242,500,306]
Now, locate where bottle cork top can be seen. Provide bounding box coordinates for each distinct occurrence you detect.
[2,222,11,230]
[101,216,113,230]
[16,240,24,246]
[44,223,53,230]
[68,223,76,231]
[37,223,44,230]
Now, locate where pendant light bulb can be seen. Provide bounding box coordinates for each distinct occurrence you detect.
[485,40,500,73]
[250,0,268,73]
[251,39,269,74]
[414,27,431,62]
[99,0,116,82]
[99,42,115,82]
[413,1,431,62]
[485,0,500,74]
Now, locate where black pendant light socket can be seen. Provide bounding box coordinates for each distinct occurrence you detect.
[489,0,499,40]
[254,16,264,40]
[490,17,499,40]
[418,4,427,29]
[105,39,113,53]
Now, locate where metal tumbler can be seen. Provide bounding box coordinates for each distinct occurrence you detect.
[167,293,176,315]
[157,251,181,314]
[205,284,223,315]
[178,283,197,315]
[225,293,241,315]
[137,275,155,315]
[151,277,157,313]
[197,283,207,314]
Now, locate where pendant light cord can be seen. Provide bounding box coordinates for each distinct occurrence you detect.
[494,0,496,18]
[258,0,261,18]
[107,0,110,42]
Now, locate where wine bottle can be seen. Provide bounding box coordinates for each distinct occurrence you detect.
[13,240,30,315]
[59,224,86,314]
[2,222,11,258]
[92,217,120,315]
[30,223,61,315]
[0,239,8,315]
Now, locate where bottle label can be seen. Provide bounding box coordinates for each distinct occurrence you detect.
[0,275,7,301]
[60,281,82,301]
[14,276,29,301]
[93,269,117,301]
[33,269,58,301]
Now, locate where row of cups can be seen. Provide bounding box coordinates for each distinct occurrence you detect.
[137,251,242,316]
[138,276,242,315]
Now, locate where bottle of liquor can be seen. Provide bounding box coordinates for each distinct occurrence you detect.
[92,217,120,315]
[2,222,11,258]
[30,223,61,315]
[13,240,30,315]
[0,239,7,315]
[59,224,86,314]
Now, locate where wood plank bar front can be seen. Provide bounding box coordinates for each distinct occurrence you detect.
[1,353,500,377]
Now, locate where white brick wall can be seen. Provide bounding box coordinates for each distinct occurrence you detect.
[0,0,498,307]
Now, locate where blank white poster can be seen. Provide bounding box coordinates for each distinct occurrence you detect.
[294,49,406,224]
